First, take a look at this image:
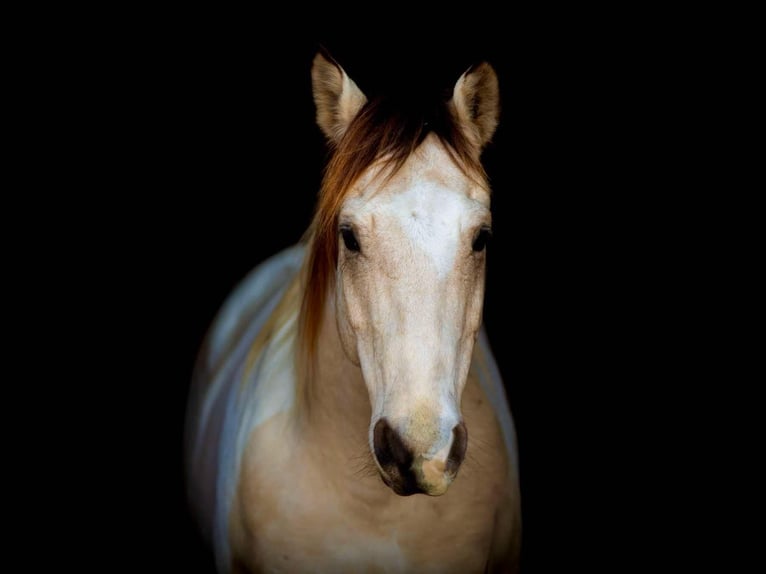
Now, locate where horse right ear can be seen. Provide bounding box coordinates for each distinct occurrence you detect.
[311,51,368,144]
[449,62,500,151]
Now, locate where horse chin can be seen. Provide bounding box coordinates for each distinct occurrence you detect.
[378,469,452,497]
[418,480,451,496]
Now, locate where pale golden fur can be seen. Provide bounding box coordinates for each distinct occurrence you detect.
[230,285,520,572]
[221,52,519,572]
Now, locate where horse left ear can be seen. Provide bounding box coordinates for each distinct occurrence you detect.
[311,50,368,144]
[449,62,500,150]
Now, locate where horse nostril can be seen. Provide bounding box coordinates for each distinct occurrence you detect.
[373,418,413,470]
[372,418,419,495]
[446,422,468,475]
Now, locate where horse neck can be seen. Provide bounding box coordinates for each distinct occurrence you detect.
[296,287,372,465]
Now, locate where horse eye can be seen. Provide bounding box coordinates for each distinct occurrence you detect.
[340,226,360,252]
[472,227,492,252]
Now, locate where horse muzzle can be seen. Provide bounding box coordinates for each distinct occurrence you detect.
[372,418,467,496]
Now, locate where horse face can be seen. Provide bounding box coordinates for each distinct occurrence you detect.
[311,51,500,495]
[335,138,491,495]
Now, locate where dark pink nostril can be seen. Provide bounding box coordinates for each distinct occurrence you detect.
[373,418,412,469]
[373,418,418,495]
[446,421,468,475]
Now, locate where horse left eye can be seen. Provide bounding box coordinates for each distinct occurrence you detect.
[472,227,492,252]
[340,226,360,252]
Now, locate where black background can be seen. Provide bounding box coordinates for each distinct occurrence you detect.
[87,20,678,574]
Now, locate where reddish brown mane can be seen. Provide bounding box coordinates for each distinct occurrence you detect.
[298,94,488,376]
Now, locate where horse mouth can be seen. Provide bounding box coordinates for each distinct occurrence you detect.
[378,461,456,496]
[379,469,420,496]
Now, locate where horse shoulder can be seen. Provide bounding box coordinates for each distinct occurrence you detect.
[463,329,522,570]
[186,245,305,572]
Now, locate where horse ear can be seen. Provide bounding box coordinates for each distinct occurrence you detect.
[449,62,500,150]
[311,51,367,144]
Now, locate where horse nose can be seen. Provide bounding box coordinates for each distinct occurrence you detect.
[373,418,467,496]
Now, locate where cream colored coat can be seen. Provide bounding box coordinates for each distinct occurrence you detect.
[186,52,521,573]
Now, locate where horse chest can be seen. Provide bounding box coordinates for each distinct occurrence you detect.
[233,414,499,573]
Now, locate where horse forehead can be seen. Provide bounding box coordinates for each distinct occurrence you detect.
[349,152,487,224]
[377,180,476,229]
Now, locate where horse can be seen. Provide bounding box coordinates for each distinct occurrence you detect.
[185,50,521,573]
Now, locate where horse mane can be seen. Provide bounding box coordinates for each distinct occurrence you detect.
[297,92,489,386]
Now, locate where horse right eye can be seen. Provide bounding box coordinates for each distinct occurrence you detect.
[340,226,360,252]
[472,227,492,252]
